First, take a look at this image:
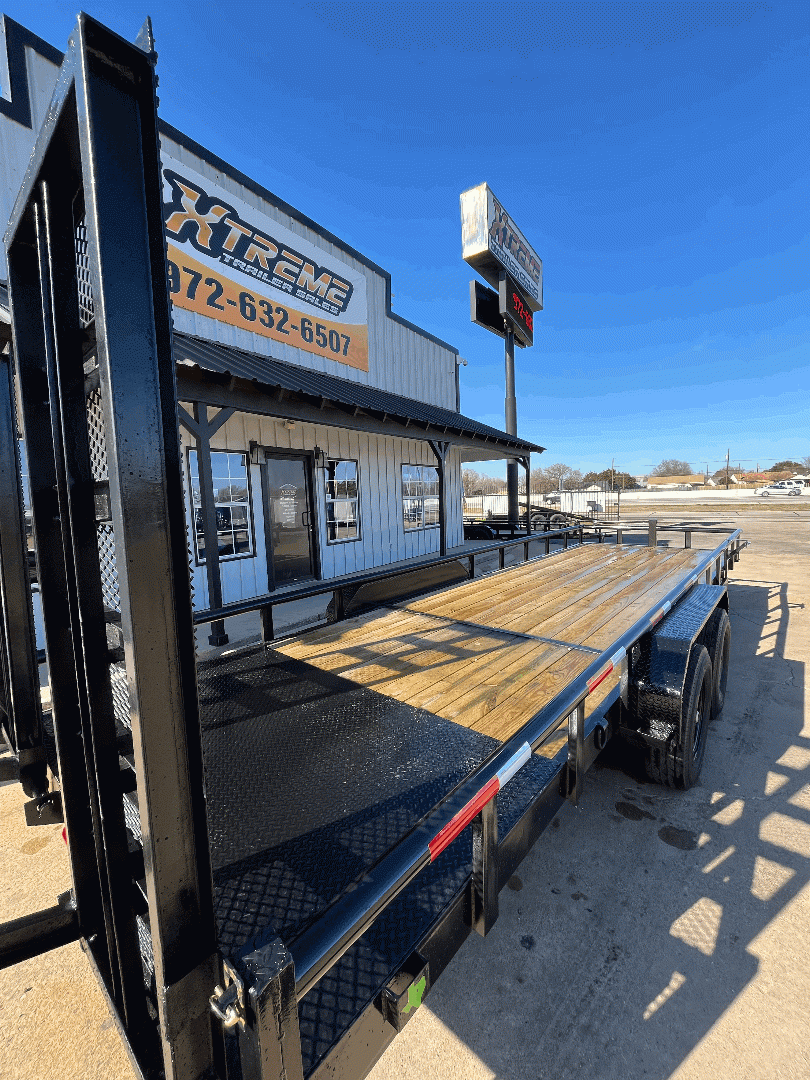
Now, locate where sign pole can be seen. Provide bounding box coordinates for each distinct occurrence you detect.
[505,328,519,526]
[461,184,543,530]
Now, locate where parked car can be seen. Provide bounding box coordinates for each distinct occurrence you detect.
[755,480,802,496]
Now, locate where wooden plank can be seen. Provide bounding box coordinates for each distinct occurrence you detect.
[442,546,641,636]
[275,544,710,750]
[393,550,704,740]
[394,636,562,712]
[406,543,621,619]
[532,550,704,647]
[279,605,430,660]
[505,549,689,638]
[416,548,633,627]
[315,623,508,690]
[280,612,461,677]
[280,543,621,664]
[380,551,675,724]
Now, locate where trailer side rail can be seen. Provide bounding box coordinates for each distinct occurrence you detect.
[192,522,587,634]
[229,530,742,1017]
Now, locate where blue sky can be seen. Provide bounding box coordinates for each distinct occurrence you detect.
[4,0,808,476]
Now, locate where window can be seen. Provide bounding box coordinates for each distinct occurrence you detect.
[325,459,360,542]
[401,464,440,530]
[188,450,254,563]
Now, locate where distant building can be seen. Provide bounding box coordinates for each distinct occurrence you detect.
[646,475,705,490]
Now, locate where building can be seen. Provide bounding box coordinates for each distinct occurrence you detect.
[645,474,705,490]
[0,15,542,642]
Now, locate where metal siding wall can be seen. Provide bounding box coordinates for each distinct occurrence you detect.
[202,411,448,587]
[445,447,464,548]
[161,133,457,409]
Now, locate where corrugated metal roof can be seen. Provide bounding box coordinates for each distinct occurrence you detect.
[173,332,544,455]
[0,290,543,453]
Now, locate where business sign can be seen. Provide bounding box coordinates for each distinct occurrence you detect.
[499,273,533,348]
[460,183,542,311]
[162,158,369,370]
[469,280,526,348]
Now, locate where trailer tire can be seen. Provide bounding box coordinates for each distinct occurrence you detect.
[645,645,712,790]
[700,607,730,719]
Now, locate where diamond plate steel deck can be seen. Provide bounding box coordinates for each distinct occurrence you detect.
[196,643,559,1076]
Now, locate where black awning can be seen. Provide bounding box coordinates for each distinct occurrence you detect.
[172,332,544,456]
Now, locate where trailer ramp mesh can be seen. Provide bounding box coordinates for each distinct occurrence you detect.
[196,644,559,1076]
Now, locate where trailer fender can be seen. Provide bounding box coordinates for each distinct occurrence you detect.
[626,584,727,748]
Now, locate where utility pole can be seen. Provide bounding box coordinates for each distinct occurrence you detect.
[725,449,730,489]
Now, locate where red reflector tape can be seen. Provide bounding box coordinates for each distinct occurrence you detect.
[428,775,500,861]
[587,661,613,695]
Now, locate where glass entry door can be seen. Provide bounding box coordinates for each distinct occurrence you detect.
[263,455,315,587]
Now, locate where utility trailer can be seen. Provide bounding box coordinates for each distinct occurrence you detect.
[0,17,744,1080]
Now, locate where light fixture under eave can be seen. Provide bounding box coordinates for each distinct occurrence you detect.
[283,420,296,430]
[313,445,327,469]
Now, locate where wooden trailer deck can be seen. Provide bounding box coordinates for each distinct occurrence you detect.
[277,542,710,749]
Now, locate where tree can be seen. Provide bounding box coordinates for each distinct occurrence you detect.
[801,456,810,470]
[461,468,483,496]
[650,459,693,477]
[581,468,639,491]
[542,463,583,490]
[461,468,507,495]
[769,460,805,473]
[529,466,553,494]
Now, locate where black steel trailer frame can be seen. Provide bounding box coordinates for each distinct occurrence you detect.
[0,16,744,1080]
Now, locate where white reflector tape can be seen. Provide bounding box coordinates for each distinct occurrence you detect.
[610,646,626,667]
[496,743,532,789]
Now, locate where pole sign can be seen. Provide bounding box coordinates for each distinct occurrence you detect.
[161,157,369,371]
[460,183,542,311]
[499,273,533,348]
[469,281,527,348]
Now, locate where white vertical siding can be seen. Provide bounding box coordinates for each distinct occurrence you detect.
[198,413,454,588]
[445,448,464,549]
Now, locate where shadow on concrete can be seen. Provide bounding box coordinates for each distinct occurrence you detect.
[418,572,807,1080]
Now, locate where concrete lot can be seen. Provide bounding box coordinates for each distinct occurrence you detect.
[1,508,807,1080]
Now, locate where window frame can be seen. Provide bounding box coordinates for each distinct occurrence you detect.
[324,458,361,544]
[187,448,256,565]
[401,463,441,531]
